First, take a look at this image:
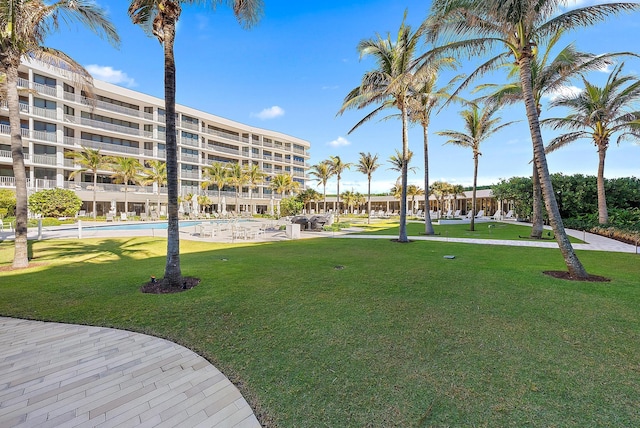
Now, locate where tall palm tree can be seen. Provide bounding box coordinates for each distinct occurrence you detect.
[387,149,416,179]
[141,160,167,215]
[477,29,630,237]
[128,0,262,286]
[1,1,119,268]
[425,0,639,277]
[407,60,458,235]
[327,155,352,219]
[338,11,427,242]
[226,162,247,214]
[544,63,640,224]
[65,147,110,219]
[244,162,265,215]
[438,101,515,230]
[201,161,229,212]
[308,161,332,213]
[109,157,143,214]
[356,152,380,223]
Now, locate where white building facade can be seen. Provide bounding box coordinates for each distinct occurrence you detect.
[0,60,311,216]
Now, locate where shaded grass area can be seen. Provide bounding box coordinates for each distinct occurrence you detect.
[357,220,584,243]
[1,237,639,426]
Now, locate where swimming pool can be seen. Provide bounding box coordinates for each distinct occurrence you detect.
[82,219,243,231]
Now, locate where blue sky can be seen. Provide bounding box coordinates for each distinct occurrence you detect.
[45,0,639,194]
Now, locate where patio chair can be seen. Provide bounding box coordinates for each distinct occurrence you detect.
[106,212,115,222]
[474,210,485,218]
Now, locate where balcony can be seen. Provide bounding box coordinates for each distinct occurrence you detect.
[180,170,200,179]
[64,136,141,156]
[0,101,30,113]
[180,153,200,163]
[30,154,57,166]
[180,137,199,148]
[65,114,153,138]
[204,128,242,143]
[63,91,154,121]
[180,121,199,131]
[18,78,57,97]
[209,145,239,156]
[32,106,57,120]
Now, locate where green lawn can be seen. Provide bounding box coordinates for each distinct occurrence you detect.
[356,220,584,242]
[1,237,639,427]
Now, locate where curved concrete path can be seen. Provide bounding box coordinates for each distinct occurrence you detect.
[0,317,260,428]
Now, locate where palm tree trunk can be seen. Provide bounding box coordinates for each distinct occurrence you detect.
[323,185,327,213]
[336,178,340,221]
[518,57,587,278]
[597,145,609,224]
[530,164,543,238]
[7,63,29,268]
[423,124,434,235]
[124,183,129,214]
[92,172,98,219]
[470,154,478,232]
[163,21,182,285]
[367,177,372,224]
[399,104,409,242]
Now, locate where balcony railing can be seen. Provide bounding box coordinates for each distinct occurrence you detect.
[30,154,57,166]
[65,181,156,194]
[32,106,57,120]
[180,121,199,131]
[16,78,57,97]
[63,91,154,121]
[180,170,200,179]
[181,153,200,163]
[209,145,239,156]
[204,128,243,143]
[64,136,141,156]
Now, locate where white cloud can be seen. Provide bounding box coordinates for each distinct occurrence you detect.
[85,65,136,87]
[327,136,351,147]
[251,106,285,120]
[544,85,582,102]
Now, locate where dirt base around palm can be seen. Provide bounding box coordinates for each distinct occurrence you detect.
[140,277,201,294]
[543,271,610,282]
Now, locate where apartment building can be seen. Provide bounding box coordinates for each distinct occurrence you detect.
[0,60,311,216]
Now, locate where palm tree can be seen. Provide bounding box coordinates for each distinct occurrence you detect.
[338,11,427,242]
[128,0,262,286]
[327,155,352,219]
[141,160,167,215]
[544,63,640,224]
[297,188,321,214]
[197,195,212,215]
[424,0,639,278]
[430,181,453,218]
[450,184,466,215]
[477,29,630,237]
[437,101,515,230]
[387,149,416,179]
[270,173,297,198]
[1,1,119,268]
[244,163,265,215]
[308,162,333,213]
[109,157,143,214]
[406,184,425,215]
[65,147,110,219]
[356,152,380,223]
[201,161,229,213]
[341,190,359,214]
[407,59,458,234]
[226,162,247,214]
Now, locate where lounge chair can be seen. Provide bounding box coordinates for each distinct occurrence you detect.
[474,210,485,218]
[120,212,128,221]
[106,212,114,222]
[504,210,515,220]
[490,210,502,220]
[444,209,453,218]
[465,211,474,219]
[453,210,461,218]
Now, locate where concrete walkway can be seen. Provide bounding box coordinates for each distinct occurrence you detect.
[0,318,260,428]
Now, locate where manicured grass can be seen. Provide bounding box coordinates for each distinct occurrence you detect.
[356,220,584,242]
[1,237,639,426]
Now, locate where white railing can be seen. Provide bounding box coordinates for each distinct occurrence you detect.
[68,115,151,138]
[181,154,199,163]
[30,130,57,142]
[180,121,199,131]
[180,138,199,148]
[30,154,57,166]
[293,147,306,155]
[32,106,57,120]
[210,145,239,156]
[32,82,57,97]
[204,128,241,142]
[180,170,200,179]
[63,91,151,120]
[64,136,141,156]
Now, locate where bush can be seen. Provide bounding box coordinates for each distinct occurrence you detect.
[279,197,303,217]
[0,189,16,217]
[28,188,82,218]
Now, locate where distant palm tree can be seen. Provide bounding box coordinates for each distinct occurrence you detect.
[226,162,248,214]
[197,195,213,214]
[406,184,425,215]
[270,173,298,198]
[407,59,458,234]
[109,157,143,214]
[141,160,167,215]
[430,181,453,218]
[201,161,229,213]
[327,155,352,218]
[544,63,640,224]
[356,152,380,223]
[66,147,111,219]
[437,101,514,230]
[244,163,265,215]
[426,0,639,277]
[308,162,333,213]
[341,190,361,214]
[1,0,119,268]
[297,188,321,214]
[338,11,427,242]
[128,0,262,286]
[450,184,466,216]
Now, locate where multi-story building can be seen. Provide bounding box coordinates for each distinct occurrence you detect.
[0,60,311,216]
